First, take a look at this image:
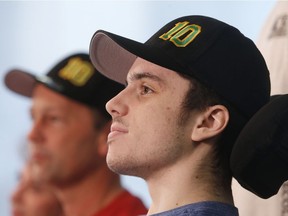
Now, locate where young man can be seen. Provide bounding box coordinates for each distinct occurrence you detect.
[5,53,147,216]
[89,16,271,215]
[11,162,64,216]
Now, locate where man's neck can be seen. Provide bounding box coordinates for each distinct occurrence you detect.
[54,166,124,216]
[146,148,234,215]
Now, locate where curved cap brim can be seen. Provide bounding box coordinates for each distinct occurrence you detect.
[89,31,137,85]
[5,69,36,97]
[5,69,61,98]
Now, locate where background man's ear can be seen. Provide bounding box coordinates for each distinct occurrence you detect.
[97,121,111,156]
[191,105,229,142]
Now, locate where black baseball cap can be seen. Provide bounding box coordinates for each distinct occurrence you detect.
[4,53,124,118]
[89,15,270,143]
[89,15,270,148]
[231,94,288,198]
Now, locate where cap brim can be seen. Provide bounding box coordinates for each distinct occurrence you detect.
[89,31,138,85]
[231,94,288,198]
[5,69,62,98]
[5,69,37,97]
[89,30,181,85]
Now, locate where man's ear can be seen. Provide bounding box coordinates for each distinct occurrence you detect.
[191,105,229,142]
[97,121,111,156]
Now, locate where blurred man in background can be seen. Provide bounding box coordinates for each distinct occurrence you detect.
[5,53,147,216]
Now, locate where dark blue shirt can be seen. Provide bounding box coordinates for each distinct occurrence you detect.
[151,201,239,216]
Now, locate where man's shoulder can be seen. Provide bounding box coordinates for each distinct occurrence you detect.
[151,201,239,216]
[92,190,148,216]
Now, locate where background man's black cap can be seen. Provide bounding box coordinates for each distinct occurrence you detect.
[4,53,124,118]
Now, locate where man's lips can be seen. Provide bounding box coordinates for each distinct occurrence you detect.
[30,151,49,162]
[108,124,128,141]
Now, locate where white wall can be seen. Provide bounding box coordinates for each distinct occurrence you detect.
[0,1,275,215]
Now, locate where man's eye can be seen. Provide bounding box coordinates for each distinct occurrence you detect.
[49,116,61,121]
[45,115,62,123]
[141,85,153,95]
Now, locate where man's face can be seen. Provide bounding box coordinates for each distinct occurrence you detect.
[11,165,62,216]
[105,57,198,179]
[28,84,104,185]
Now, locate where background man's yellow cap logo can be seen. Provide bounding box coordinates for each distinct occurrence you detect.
[59,57,94,86]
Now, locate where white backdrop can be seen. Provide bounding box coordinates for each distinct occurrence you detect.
[0,1,275,215]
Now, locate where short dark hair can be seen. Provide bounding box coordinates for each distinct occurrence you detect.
[179,73,236,182]
[180,73,221,113]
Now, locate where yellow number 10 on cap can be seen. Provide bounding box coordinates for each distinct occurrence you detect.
[159,21,201,47]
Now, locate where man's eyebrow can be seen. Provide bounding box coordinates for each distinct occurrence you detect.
[126,72,164,84]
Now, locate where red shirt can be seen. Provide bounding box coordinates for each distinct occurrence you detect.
[93,190,148,216]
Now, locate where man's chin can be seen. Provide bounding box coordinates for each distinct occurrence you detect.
[31,163,51,180]
[107,158,141,177]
